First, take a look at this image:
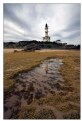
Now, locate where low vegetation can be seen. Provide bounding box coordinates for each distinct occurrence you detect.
[4,50,80,119]
[4,40,80,50]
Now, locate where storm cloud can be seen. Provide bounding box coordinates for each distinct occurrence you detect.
[3,3,81,45]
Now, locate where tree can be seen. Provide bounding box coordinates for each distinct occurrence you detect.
[56,40,61,43]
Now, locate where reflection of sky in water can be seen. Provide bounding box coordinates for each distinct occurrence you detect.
[32,58,63,75]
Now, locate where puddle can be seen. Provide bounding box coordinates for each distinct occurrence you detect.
[4,58,64,119]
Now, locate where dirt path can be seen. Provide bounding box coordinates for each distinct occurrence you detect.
[4,49,23,53]
[35,49,69,52]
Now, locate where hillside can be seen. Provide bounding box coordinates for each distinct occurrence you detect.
[4,40,80,50]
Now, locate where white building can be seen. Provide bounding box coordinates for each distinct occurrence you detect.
[43,24,50,42]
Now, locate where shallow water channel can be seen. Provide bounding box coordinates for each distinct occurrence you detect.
[4,58,64,119]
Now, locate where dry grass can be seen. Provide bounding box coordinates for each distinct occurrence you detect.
[4,50,80,119]
[18,105,36,119]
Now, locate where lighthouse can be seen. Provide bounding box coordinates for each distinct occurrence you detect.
[43,24,50,42]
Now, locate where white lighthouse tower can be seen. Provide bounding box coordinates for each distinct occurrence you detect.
[43,23,50,42]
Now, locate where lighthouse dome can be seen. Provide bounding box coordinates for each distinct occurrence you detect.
[45,23,48,29]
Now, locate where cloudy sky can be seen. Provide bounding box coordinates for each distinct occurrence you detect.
[4,3,81,45]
